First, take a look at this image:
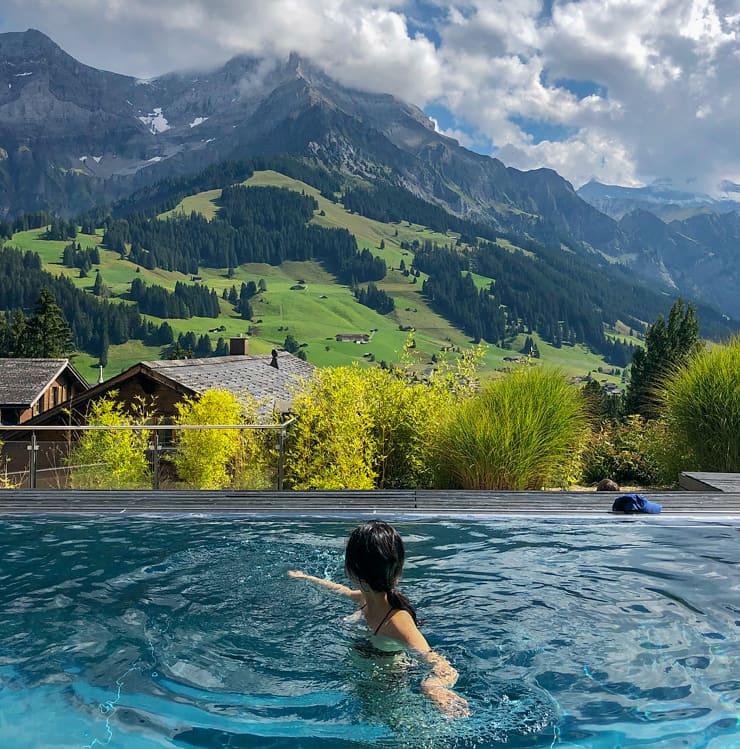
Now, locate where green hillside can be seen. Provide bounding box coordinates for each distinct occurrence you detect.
[6,170,627,382]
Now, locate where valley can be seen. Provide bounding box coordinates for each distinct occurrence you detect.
[5,168,633,382]
[1,28,738,389]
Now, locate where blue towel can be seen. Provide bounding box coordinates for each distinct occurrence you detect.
[612,494,662,514]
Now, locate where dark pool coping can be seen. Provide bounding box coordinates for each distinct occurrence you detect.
[1,490,740,519]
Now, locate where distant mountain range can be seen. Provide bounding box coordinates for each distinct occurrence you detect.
[577,179,740,221]
[1,29,740,320]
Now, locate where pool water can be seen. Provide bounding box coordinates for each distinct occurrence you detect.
[0,516,738,748]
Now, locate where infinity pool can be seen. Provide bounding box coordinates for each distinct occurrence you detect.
[0,516,738,748]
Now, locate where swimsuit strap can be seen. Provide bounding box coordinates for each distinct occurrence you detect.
[373,606,396,636]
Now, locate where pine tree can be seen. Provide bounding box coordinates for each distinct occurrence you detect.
[284,334,300,353]
[625,298,701,418]
[25,288,73,358]
[93,270,104,296]
[0,310,28,357]
[214,337,229,356]
[195,334,213,358]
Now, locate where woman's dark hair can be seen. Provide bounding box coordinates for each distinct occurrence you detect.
[345,520,417,623]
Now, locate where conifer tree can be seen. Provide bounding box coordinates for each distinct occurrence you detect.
[25,288,73,358]
[214,337,229,356]
[93,270,104,296]
[625,298,701,418]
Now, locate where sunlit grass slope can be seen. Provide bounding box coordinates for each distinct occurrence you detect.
[7,171,623,380]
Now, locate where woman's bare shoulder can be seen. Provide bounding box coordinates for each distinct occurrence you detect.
[384,610,430,651]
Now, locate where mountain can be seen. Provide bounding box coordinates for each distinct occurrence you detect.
[1,29,739,320]
[0,29,624,252]
[578,179,740,221]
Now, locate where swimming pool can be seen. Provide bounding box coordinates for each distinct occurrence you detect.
[0,516,738,748]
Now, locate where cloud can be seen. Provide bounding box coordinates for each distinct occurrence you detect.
[430,0,740,191]
[1,0,739,193]
[0,0,442,100]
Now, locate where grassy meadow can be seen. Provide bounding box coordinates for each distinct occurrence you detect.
[6,170,625,382]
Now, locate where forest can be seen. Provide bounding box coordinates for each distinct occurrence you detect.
[0,247,190,365]
[1,155,736,370]
[104,185,386,284]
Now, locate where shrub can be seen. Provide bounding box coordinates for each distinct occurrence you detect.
[581,415,679,486]
[284,367,376,490]
[657,337,740,472]
[172,389,273,489]
[284,347,482,490]
[362,367,456,489]
[0,437,19,489]
[434,366,590,489]
[68,394,152,489]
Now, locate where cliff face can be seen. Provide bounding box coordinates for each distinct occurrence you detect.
[0,29,613,242]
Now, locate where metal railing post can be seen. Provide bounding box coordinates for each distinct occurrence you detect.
[152,431,160,491]
[28,432,39,489]
[277,427,286,491]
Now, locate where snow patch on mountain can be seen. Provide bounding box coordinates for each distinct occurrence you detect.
[189,117,208,128]
[138,108,171,135]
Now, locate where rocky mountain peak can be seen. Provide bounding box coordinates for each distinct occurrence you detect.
[0,28,61,55]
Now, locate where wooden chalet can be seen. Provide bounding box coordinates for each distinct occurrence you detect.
[23,349,315,427]
[335,333,369,343]
[0,349,314,486]
[0,358,89,426]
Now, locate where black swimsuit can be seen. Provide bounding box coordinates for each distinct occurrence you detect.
[353,605,403,659]
[359,603,397,635]
[373,606,396,636]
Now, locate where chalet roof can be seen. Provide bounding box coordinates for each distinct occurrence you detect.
[0,358,89,408]
[18,352,315,427]
[140,353,315,408]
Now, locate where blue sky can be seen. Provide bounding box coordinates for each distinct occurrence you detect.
[1,1,739,194]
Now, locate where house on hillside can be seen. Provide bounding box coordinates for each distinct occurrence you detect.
[0,358,89,426]
[335,333,370,344]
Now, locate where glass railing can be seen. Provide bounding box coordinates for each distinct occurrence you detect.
[0,421,293,490]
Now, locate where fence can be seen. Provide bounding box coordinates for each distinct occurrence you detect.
[0,421,293,490]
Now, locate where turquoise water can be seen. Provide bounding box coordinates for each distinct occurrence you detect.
[0,516,738,748]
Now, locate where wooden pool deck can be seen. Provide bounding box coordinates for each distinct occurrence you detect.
[1,490,740,518]
[679,472,740,493]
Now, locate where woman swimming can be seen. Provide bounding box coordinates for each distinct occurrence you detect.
[288,520,470,718]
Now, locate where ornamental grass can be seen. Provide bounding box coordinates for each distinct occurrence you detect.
[434,366,590,489]
[657,337,740,473]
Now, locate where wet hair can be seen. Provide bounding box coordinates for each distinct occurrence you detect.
[345,520,417,623]
[596,478,621,491]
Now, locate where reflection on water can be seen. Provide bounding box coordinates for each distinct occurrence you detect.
[0,517,738,748]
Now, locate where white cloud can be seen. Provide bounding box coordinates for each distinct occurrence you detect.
[1,0,739,192]
[430,0,740,191]
[497,131,643,189]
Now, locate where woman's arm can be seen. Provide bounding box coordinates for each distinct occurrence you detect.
[384,611,469,718]
[287,570,364,602]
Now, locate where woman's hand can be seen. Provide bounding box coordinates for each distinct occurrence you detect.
[287,570,361,600]
[423,681,470,719]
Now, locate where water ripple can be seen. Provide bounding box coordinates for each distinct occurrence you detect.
[0,517,737,748]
